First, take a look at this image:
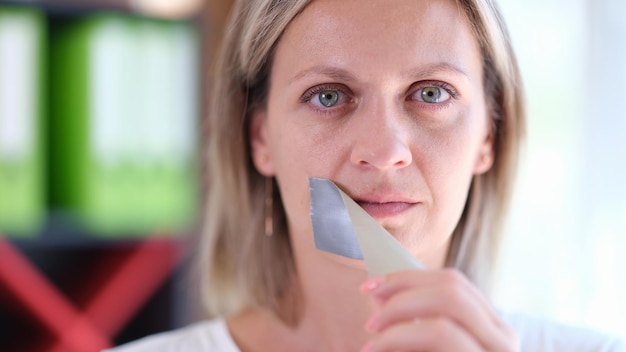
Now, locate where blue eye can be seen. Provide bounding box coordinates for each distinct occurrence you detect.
[301,84,352,111]
[419,86,451,103]
[318,90,340,107]
[407,81,457,106]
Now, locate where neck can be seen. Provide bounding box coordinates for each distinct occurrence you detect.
[228,233,449,351]
[292,256,374,351]
[266,232,380,352]
[228,262,372,352]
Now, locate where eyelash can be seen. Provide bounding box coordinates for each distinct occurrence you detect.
[300,83,353,114]
[408,81,459,107]
[299,81,460,115]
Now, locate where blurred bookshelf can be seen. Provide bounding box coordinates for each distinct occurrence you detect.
[0,0,205,19]
[0,0,230,350]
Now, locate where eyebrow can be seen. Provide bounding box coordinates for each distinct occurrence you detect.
[289,65,358,84]
[289,62,469,84]
[403,62,469,80]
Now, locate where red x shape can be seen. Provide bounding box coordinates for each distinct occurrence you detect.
[0,235,184,352]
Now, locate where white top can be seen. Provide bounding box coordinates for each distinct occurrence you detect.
[105,319,240,352]
[105,312,626,352]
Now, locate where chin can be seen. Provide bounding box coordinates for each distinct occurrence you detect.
[316,250,368,271]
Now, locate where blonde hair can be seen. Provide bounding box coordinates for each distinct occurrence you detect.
[200,0,524,317]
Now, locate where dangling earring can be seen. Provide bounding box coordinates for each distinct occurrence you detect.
[265,177,273,237]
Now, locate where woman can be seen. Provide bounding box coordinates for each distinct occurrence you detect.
[109,0,625,351]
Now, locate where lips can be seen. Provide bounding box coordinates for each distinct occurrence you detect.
[354,197,418,219]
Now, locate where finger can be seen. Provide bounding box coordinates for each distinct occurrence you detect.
[362,317,483,352]
[368,284,517,351]
[362,269,502,326]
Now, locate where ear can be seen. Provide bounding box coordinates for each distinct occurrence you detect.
[473,126,494,175]
[249,109,275,176]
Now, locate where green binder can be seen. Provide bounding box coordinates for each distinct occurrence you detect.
[50,14,198,236]
[0,6,45,237]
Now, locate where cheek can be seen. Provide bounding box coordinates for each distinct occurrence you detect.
[420,112,487,225]
[270,116,349,178]
[421,134,474,204]
[427,129,480,177]
[267,117,349,235]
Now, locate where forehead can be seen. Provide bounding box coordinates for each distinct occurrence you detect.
[273,0,482,83]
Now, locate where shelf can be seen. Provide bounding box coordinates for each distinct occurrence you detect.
[0,233,189,351]
[7,211,192,247]
[0,0,206,19]
[0,0,220,349]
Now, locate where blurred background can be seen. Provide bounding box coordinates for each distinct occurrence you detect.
[0,0,624,351]
[0,0,228,350]
[494,0,626,340]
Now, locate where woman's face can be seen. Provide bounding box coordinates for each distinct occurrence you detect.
[251,0,493,268]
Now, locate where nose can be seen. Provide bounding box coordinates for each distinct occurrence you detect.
[349,102,413,170]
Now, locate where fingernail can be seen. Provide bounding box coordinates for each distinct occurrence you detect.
[360,277,384,293]
[365,314,380,332]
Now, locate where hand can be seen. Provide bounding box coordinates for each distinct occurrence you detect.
[359,269,518,352]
